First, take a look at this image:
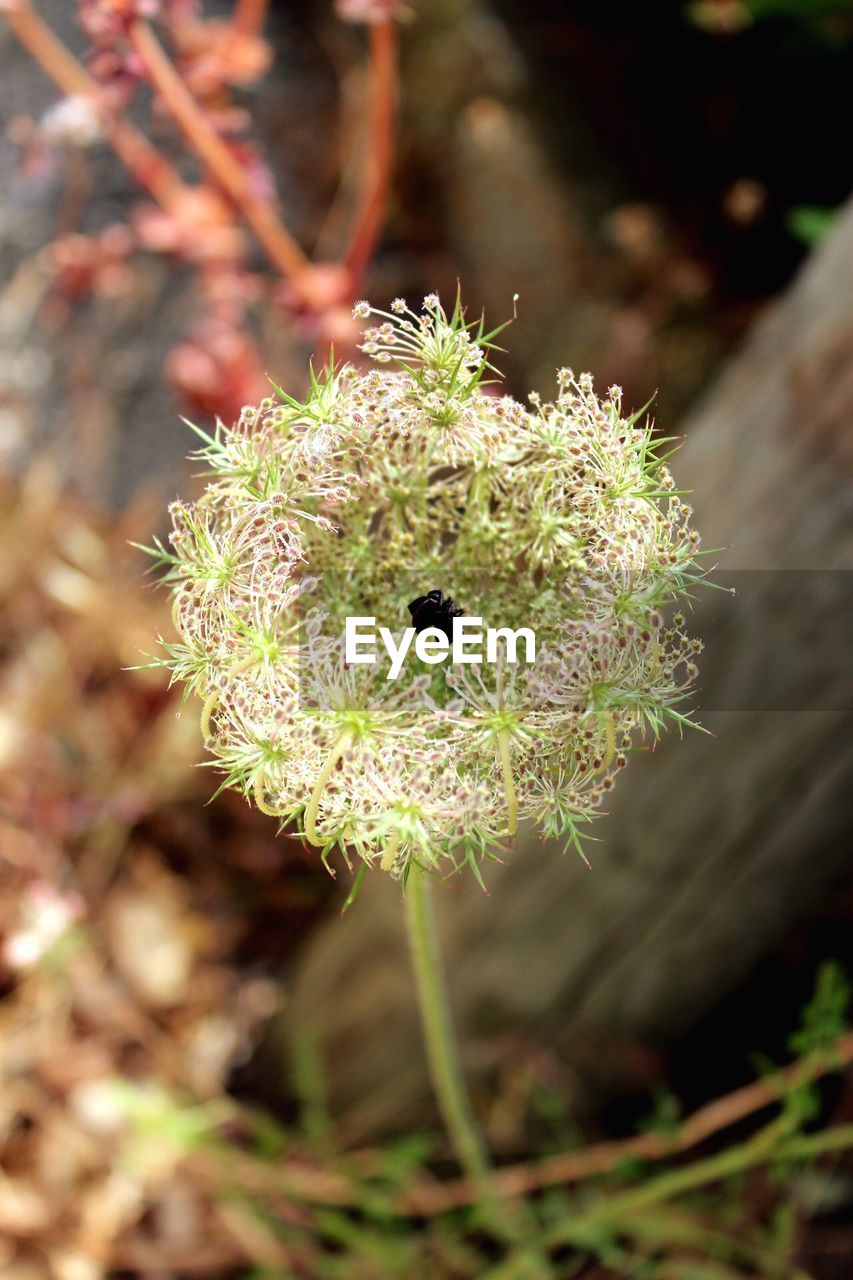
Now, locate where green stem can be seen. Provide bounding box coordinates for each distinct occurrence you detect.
[775,1122,853,1161]
[580,1119,788,1225]
[497,730,518,835]
[380,829,401,873]
[544,1118,853,1251]
[404,867,492,1195]
[404,870,550,1272]
[304,731,350,846]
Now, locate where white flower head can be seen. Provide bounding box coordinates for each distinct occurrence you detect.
[150,295,705,881]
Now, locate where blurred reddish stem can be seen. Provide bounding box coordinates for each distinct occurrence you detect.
[343,19,397,288]
[3,2,401,319]
[236,1030,853,1216]
[232,0,270,36]
[128,19,317,301]
[403,1029,853,1214]
[2,1,186,211]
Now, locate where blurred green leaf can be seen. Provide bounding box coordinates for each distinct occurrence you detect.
[747,0,853,19]
[640,1088,683,1142]
[786,205,841,246]
[788,961,851,1059]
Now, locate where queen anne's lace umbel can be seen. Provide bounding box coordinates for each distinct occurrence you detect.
[150,295,704,881]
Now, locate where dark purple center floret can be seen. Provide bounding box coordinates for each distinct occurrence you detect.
[407,590,463,640]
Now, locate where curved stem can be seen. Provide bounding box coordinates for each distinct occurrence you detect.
[497,730,517,835]
[404,867,492,1194]
[304,732,350,846]
[200,689,219,741]
[254,769,288,817]
[380,828,401,872]
[128,19,313,293]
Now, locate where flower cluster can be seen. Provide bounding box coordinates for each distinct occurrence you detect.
[149,295,704,881]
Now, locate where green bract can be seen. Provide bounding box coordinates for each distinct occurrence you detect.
[148,294,704,881]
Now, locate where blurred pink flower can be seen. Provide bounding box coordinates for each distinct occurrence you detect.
[4,880,84,970]
[79,0,161,45]
[335,0,399,25]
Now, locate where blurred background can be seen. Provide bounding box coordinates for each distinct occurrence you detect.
[0,1,851,1277]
